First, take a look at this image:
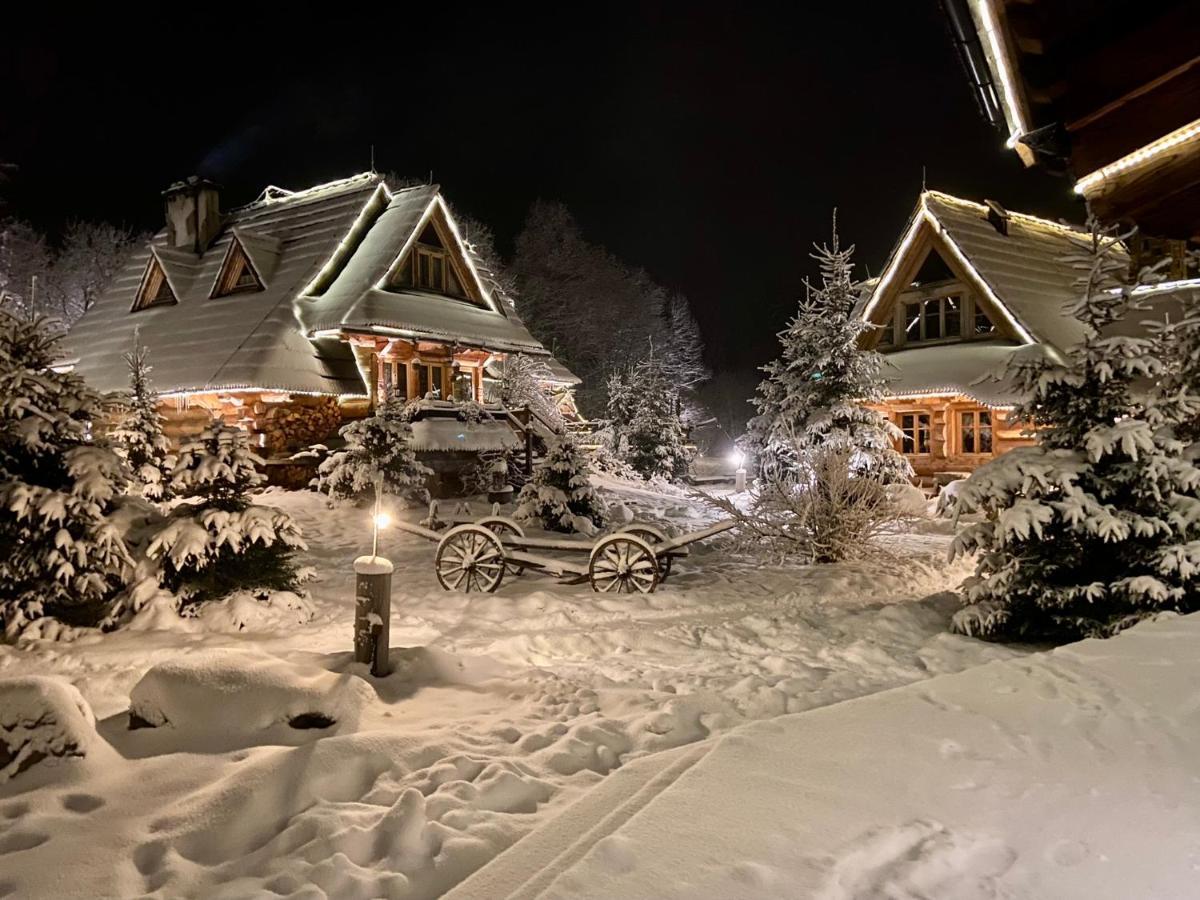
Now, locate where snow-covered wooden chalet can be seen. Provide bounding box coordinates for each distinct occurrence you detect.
[67,173,579,483]
[855,190,1098,484]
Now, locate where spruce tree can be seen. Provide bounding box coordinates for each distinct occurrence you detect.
[0,313,131,635]
[516,436,606,532]
[621,355,691,481]
[111,336,171,500]
[148,423,305,603]
[951,225,1200,641]
[316,398,431,503]
[748,219,909,484]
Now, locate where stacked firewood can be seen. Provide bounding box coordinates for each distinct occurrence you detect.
[254,396,343,454]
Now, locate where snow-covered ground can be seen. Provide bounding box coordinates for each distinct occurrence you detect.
[454,609,1200,900]
[0,480,1022,899]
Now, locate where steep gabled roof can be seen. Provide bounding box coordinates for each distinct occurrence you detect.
[295,186,547,354]
[857,190,1103,358]
[68,174,384,395]
[68,174,558,397]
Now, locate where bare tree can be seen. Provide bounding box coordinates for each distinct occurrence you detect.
[48,221,143,323]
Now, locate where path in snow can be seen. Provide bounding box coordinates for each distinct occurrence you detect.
[0,482,1024,899]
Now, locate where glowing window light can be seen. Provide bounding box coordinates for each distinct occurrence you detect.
[977,0,1028,147]
[1074,118,1200,195]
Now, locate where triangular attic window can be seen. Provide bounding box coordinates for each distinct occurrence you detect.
[912,248,955,287]
[132,257,176,311]
[211,240,264,297]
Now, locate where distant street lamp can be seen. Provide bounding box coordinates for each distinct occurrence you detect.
[731,449,747,493]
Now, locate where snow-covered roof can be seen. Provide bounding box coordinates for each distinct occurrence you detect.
[878,340,1029,407]
[67,174,559,397]
[295,187,547,354]
[408,418,521,453]
[857,191,1107,358]
[67,175,385,396]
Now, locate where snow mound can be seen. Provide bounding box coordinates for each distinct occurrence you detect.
[126,590,316,634]
[886,482,931,518]
[129,650,374,735]
[0,677,97,783]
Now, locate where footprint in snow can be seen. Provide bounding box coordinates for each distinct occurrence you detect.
[60,793,105,814]
[0,831,48,855]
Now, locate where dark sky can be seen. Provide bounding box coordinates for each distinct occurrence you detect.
[3,3,1082,374]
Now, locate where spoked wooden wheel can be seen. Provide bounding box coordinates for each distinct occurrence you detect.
[435,525,506,593]
[478,516,525,576]
[589,534,660,594]
[620,524,672,581]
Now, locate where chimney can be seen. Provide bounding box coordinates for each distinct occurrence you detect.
[163,176,222,252]
[984,199,1009,236]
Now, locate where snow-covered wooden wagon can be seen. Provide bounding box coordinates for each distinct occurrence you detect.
[393,505,736,593]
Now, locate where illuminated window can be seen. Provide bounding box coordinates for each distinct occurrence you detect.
[900,413,931,455]
[960,410,993,454]
[132,258,176,311]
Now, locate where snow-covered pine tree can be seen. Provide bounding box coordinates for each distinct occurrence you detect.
[620,354,691,481]
[316,398,431,503]
[0,312,131,636]
[1148,249,1200,443]
[515,436,605,533]
[748,217,909,484]
[148,423,305,603]
[111,335,171,500]
[951,224,1200,642]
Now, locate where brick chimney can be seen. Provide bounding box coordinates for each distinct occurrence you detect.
[163,176,222,252]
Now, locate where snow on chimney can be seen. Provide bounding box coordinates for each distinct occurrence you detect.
[163,176,222,252]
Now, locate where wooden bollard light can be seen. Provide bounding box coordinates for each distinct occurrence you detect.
[354,496,392,677]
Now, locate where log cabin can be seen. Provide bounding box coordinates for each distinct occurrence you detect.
[856,190,1097,486]
[65,173,579,485]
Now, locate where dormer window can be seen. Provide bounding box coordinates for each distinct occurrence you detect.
[211,239,264,298]
[132,257,176,311]
[388,222,467,299]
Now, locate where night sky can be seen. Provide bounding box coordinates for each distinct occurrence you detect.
[4,3,1081,375]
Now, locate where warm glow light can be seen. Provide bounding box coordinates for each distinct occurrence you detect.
[374,512,392,530]
[729,449,746,470]
[1074,118,1200,195]
[977,0,1028,146]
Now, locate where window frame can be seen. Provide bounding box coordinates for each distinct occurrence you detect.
[959,409,994,456]
[899,412,932,456]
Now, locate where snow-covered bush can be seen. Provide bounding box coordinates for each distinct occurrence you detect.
[499,353,567,432]
[110,336,171,500]
[748,218,909,485]
[0,313,132,637]
[951,225,1200,642]
[516,436,605,533]
[0,676,98,783]
[316,398,431,504]
[708,446,906,563]
[149,423,305,604]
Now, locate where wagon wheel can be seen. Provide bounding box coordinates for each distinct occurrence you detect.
[620,524,672,581]
[589,534,659,594]
[478,516,525,576]
[435,525,506,593]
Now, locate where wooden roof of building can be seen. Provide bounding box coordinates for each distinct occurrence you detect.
[68,174,556,396]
